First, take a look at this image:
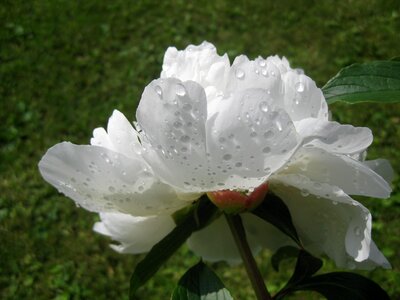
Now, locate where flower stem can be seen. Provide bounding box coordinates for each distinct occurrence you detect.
[225,213,272,300]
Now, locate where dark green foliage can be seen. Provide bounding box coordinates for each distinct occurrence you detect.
[171,261,233,300]
[1,0,399,299]
[322,61,400,104]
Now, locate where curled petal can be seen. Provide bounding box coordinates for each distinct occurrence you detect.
[281,148,391,198]
[271,174,388,269]
[295,118,373,155]
[161,41,230,93]
[94,212,175,254]
[39,142,187,216]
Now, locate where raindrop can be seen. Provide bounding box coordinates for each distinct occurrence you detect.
[138,186,144,192]
[235,68,245,79]
[108,186,116,192]
[262,146,271,153]
[223,154,232,161]
[354,226,361,236]
[261,69,268,76]
[295,82,305,93]
[275,120,283,131]
[154,85,163,98]
[301,189,310,197]
[173,121,183,128]
[175,83,186,96]
[235,162,242,167]
[259,60,266,67]
[264,130,274,139]
[332,201,338,205]
[250,132,257,137]
[259,101,269,113]
[264,167,271,174]
[180,135,190,143]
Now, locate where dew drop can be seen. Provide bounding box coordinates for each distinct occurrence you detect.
[263,130,274,139]
[235,68,245,79]
[295,82,305,93]
[173,121,183,128]
[154,85,163,98]
[235,162,242,167]
[108,186,116,192]
[175,83,186,96]
[264,167,271,174]
[261,69,268,76]
[180,135,190,143]
[354,226,361,236]
[301,189,310,197]
[262,146,271,153]
[259,101,269,113]
[223,154,232,161]
[259,59,266,67]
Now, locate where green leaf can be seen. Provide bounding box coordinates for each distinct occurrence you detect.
[271,246,300,272]
[129,197,219,299]
[322,60,400,104]
[285,250,323,287]
[252,193,302,246]
[171,261,233,300]
[276,272,390,300]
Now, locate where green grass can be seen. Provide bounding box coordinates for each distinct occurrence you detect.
[1,0,399,299]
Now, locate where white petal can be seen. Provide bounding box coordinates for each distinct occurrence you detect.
[39,142,187,216]
[281,148,391,198]
[106,110,142,158]
[282,71,328,121]
[187,213,292,265]
[91,127,114,150]
[295,118,373,155]
[352,240,391,270]
[206,88,301,190]
[187,214,267,265]
[136,78,210,192]
[225,55,284,99]
[161,41,230,92]
[93,212,175,254]
[363,159,394,184]
[270,174,386,268]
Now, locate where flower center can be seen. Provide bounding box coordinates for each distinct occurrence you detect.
[207,183,269,214]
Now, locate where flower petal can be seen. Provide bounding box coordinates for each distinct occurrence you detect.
[282,71,328,121]
[38,142,186,215]
[161,41,230,93]
[270,174,388,268]
[206,88,301,190]
[295,118,373,155]
[93,212,175,254]
[280,148,391,198]
[363,159,394,184]
[187,213,292,265]
[136,78,210,192]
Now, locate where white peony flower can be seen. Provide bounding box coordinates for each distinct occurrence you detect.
[39,41,393,269]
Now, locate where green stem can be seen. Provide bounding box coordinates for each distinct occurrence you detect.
[225,213,272,300]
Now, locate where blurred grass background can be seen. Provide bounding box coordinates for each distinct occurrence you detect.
[1,0,399,299]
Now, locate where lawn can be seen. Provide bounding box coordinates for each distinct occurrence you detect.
[1,0,399,299]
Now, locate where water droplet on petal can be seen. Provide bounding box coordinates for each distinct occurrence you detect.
[264,130,274,139]
[175,83,186,96]
[354,226,361,236]
[108,186,116,192]
[259,59,266,67]
[295,82,305,93]
[173,121,183,128]
[235,162,242,167]
[180,135,190,143]
[259,101,269,113]
[223,154,232,161]
[262,146,271,153]
[155,85,163,98]
[235,68,245,79]
[301,189,310,197]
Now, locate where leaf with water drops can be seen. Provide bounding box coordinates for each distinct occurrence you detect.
[322,60,400,104]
